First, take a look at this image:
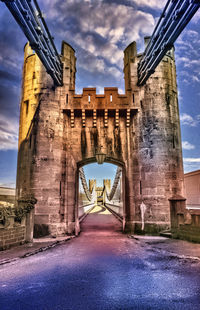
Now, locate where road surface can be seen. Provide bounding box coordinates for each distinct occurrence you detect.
[0,205,200,310]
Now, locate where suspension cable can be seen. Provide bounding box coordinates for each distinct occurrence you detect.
[105,167,122,201]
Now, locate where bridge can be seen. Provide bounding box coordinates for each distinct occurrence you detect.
[1,0,200,245]
[79,167,123,225]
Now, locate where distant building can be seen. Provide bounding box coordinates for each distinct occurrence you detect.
[0,187,15,204]
[184,170,200,209]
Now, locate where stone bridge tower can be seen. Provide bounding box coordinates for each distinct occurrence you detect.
[16,38,184,237]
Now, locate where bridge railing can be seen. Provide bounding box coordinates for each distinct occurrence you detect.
[78,168,97,220]
[78,166,123,221]
[103,167,123,221]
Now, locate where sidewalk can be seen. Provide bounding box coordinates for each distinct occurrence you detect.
[130,235,200,261]
[0,235,75,266]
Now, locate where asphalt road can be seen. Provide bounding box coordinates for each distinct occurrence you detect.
[0,205,200,310]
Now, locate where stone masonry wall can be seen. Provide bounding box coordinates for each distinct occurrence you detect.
[0,226,25,250]
[170,198,200,243]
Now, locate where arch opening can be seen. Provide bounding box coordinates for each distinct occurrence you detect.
[76,160,126,235]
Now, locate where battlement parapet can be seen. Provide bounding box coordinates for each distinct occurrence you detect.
[69,87,131,109]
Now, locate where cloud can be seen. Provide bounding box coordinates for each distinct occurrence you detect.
[0,182,16,188]
[0,0,157,97]
[0,8,22,122]
[182,141,195,150]
[0,70,19,82]
[183,158,200,163]
[183,157,200,173]
[180,113,198,127]
[42,1,155,71]
[131,0,164,9]
[35,0,157,92]
[183,159,200,173]
[96,86,104,94]
[0,10,25,72]
[176,28,200,85]
[192,75,200,83]
[0,115,18,151]
[176,56,190,66]
[191,10,200,24]
[0,82,20,119]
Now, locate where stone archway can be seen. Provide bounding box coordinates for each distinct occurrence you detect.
[75,157,126,235]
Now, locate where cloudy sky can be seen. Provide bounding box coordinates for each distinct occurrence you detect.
[0,0,200,188]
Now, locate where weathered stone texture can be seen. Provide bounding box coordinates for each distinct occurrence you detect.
[0,199,35,250]
[0,226,25,250]
[170,197,200,243]
[123,42,184,233]
[16,39,184,236]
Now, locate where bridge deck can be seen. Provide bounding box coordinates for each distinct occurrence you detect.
[80,205,122,235]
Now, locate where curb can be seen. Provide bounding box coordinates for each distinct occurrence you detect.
[0,235,76,266]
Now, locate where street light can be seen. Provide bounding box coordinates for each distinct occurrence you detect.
[95,148,106,164]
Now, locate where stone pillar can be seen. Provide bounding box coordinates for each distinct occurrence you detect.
[25,209,34,243]
[17,197,37,242]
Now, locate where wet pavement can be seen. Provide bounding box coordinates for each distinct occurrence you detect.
[0,205,200,310]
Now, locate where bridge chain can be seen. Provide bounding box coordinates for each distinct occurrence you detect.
[79,167,94,202]
[137,0,200,86]
[80,166,122,203]
[2,0,63,86]
[105,167,122,202]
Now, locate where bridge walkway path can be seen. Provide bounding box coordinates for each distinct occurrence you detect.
[1,205,200,309]
[80,204,122,236]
